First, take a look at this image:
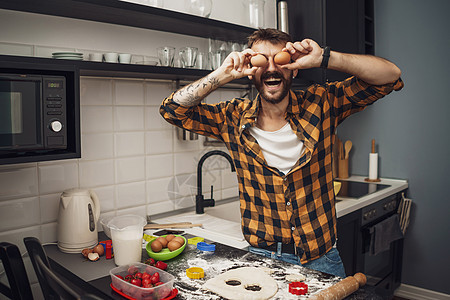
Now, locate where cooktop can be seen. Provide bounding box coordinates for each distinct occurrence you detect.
[336,180,390,199]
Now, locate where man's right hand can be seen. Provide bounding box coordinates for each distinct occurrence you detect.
[217,49,258,81]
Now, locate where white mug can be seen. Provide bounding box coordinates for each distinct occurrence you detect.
[89,53,103,62]
[103,52,118,63]
[119,53,132,64]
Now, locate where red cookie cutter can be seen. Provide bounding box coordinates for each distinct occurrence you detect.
[289,281,308,295]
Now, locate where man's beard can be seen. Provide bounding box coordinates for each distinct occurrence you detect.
[253,71,293,104]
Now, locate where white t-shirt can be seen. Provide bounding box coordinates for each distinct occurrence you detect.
[249,123,303,175]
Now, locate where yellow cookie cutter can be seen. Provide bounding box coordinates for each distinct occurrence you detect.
[186,267,204,279]
[188,237,204,245]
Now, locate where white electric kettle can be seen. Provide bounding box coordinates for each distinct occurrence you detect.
[57,188,100,253]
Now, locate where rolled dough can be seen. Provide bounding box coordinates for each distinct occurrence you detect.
[286,273,306,282]
[203,267,278,300]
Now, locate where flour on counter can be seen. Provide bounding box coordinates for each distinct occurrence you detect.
[171,248,339,299]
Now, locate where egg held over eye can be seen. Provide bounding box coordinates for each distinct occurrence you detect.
[250,54,268,67]
[274,51,291,65]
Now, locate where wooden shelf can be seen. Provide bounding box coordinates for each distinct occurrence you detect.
[0,0,255,42]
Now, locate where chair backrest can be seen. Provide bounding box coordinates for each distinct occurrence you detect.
[23,237,79,300]
[0,242,34,300]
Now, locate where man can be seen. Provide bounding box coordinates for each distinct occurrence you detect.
[160,28,403,277]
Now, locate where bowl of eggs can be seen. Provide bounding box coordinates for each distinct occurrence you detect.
[145,234,187,261]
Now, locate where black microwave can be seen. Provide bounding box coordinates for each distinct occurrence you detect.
[0,57,80,165]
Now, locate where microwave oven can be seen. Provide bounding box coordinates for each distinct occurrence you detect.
[0,58,80,165]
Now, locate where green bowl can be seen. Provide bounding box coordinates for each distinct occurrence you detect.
[145,235,186,261]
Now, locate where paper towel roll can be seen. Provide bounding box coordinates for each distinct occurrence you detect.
[369,153,378,180]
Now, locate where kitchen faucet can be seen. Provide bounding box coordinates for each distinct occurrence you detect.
[196,150,236,214]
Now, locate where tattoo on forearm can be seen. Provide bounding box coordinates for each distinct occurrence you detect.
[174,74,221,106]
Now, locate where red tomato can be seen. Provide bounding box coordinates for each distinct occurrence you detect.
[134,272,143,279]
[142,282,153,289]
[124,275,133,282]
[115,275,124,280]
[130,278,142,286]
[150,272,160,284]
[142,278,152,287]
[142,272,151,280]
[154,282,163,286]
[127,265,139,275]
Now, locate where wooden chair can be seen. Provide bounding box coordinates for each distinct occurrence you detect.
[0,242,34,300]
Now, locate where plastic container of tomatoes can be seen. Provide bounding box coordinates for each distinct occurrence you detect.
[110,262,175,300]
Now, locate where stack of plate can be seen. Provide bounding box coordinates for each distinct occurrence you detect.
[52,52,84,60]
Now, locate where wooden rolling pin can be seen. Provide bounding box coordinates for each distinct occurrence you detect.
[144,222,203,230]
[309,273,367,300]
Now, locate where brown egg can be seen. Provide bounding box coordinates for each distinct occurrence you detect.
[93,244,104,256]
[250,54,268,67]
[172,236,185,245]
[150,240,163,252]
[165,234,175,242]
[167,240,182,252]
[155,237,168,248]
[274,51,291,65]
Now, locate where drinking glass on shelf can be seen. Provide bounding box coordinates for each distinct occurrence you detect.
[157,46,175,67]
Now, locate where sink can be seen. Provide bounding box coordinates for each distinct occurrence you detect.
[203,199,241,223]
[150,200,249,249]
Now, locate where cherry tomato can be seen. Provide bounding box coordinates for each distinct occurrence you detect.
[127,265,139,275]
[134,272,143,279]
[150,272,160,284]
[115,275,124,280]
[142,278,152,287]
[142,272,151,280]
[145,258,155,266]
[154,282,163,286]
[130,278,142,286]
[124,275,133,282]
[143,282,153,289]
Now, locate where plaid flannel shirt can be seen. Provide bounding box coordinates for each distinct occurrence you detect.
[160,76,404,263]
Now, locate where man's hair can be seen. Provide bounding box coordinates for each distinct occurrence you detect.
[247,28,293,48]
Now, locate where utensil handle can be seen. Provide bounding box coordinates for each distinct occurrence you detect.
[144,223,202,230]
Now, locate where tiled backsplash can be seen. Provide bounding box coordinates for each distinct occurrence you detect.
[0,77,241,250]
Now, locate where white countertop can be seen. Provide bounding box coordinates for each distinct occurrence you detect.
[335,175,408,218]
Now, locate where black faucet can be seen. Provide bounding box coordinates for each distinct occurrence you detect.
[196,150,236,214]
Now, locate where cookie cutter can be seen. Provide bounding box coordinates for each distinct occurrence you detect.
[197,242,215,252]
[289,281,308,295]
[188,237,204,245]
[186,267,205,279]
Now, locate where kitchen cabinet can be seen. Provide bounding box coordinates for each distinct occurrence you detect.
[283,0,375,83]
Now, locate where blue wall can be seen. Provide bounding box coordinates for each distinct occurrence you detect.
[338,0,450,294]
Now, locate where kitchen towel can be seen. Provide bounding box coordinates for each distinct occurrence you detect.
[369,214,403,256]
[368,152,378,180]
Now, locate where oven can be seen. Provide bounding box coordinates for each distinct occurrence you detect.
[336,181,404,298]
[0,56,80,165]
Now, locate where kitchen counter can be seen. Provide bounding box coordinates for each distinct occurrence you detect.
[148,176,408,250]
[45,234,382,299]
[335,176,408,218]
